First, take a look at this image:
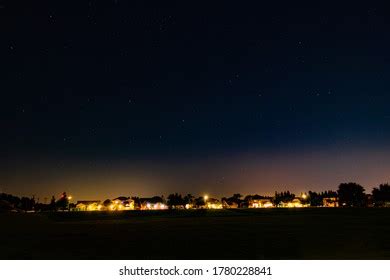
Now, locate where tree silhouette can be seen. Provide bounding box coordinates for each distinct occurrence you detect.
[224,193,243,207]
[195,196,206,207]
[338,183,366,207]
[55,192,69,210]
[50,195,56,211]
[273,191,295,205]
[103,199,112,207]
[167,193,185,209]
[183,194,194,205]
[372,183,390,207]
[20,196,35,211]
[0,193,21,211]
[308,191,321,206]
[308,190,338,206]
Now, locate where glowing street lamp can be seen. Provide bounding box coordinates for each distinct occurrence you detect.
[204,195,208,209]
[67,196,72,211]
[301,193,307,199]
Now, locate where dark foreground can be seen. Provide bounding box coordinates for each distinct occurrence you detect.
[1,208,390,259]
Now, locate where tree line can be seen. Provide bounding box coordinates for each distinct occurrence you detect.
[0,192,71,212]
[164,183,390,208]
[1,182,390,212]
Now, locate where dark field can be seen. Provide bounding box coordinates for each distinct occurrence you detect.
[1,208,390,259]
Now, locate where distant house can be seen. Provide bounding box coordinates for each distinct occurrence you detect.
[140,196,167,210]
[222,199,239,209]
[279,198,309,208]
[248,198,273,208]
[322,197,339,207]
[205,198,223,209]
[112,196,135,210]
[75,200,101,211]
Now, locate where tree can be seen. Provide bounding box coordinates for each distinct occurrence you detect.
[232,193,242,205]
[224,193,243,207]
[0,193,21,208]
[20,196,35,211]
[50,195,56,211]
[102,199,111,207]
[55,192,69,210]
[183,194,194,205]
[307,190,338,206]
[273,191,295,206]
[167,193,185,209]
[372,183,390,207]
[337,183,366,207]
[195,196,206,208]
[308,191,322,206]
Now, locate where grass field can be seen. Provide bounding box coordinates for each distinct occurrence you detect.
[1,208,390,259]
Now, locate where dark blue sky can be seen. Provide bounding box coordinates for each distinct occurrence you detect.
[1,1,390,199]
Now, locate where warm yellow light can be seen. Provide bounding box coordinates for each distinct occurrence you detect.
[302,193,307,199]
[110,204,115,210]
[204,195,208,201]
[97,205,102,210]
[68,196,72,200]
[118,205,123,210]
[263,202,273,208]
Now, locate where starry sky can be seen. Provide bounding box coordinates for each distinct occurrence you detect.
[2,2,390,200]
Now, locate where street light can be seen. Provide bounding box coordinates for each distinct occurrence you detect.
[204,195,208,209]
[68,196,72,211]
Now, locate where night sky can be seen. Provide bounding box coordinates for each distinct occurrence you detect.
[2,2,390,200]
